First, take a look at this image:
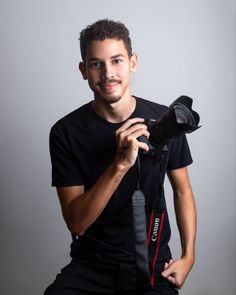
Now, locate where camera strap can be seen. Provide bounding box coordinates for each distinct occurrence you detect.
[132,156,150,286]
[132,147,168,287]
[147,188,165,286]
[147,146,168,286]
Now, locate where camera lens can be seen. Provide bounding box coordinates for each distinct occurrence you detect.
[139,96,201,153]
[173,103,196,126]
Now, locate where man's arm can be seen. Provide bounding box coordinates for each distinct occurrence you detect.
[161,166,197,289]
[56,162,129,236]
[56,118,149,236]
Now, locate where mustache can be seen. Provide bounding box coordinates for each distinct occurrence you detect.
[97,79,121,86]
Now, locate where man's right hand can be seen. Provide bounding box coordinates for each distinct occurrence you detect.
[115,118,150,171]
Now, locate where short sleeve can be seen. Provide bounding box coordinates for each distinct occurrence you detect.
[167,134,193,170]
[49,122,84,187]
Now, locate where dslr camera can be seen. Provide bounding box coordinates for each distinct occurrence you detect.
[139,95,201,153]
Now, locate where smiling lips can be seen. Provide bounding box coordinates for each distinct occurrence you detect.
[98,80,121,92]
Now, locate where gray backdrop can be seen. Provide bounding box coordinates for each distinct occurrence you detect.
[1,0,235,294]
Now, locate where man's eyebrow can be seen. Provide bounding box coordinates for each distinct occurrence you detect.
[110,54,125,59]
[88,54,125,62]
[87,57,102,62]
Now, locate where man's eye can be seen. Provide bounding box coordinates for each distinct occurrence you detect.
[113,59,123,64]
[90,62,102,69]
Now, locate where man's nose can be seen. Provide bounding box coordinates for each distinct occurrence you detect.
[101,63,114,79]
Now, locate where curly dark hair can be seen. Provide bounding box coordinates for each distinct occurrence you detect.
[79,19,132,61]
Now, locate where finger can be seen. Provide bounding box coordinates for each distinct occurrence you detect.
[127,129,150,141]
[164,259,173,270]
[117,118,145,133]
[161,264,175,278]
[168,259,174,266]
[118,124,147,140]
[118,129,149,148]
[124,131,150,151]
[164,262,168,270]
[137,141,150,152]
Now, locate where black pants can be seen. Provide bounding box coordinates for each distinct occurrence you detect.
[44,259,178,295]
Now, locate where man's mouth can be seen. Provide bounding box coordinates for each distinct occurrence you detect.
[97,79,121,92]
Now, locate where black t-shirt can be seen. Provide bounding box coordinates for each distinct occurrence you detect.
[49,96,193,266]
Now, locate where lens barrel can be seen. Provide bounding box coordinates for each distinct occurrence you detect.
[147,96,201,146]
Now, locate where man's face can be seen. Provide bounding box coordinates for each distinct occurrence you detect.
[79,39,137,104]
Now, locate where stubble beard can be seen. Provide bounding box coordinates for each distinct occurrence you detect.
[95,79,123,104]
[102,94,122,104]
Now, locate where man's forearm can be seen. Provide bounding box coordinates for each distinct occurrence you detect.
[67,159,129,236]
[174,187,197,262]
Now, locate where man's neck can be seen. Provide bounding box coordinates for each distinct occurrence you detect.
[92,95,136,123]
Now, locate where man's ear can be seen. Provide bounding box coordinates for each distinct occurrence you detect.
[130,53,138,73]
[79,62,88,80]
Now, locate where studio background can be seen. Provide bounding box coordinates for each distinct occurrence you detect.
[1,1,235,294]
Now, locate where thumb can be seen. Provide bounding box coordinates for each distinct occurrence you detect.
[161,264,178,286]
[161,263,175,278]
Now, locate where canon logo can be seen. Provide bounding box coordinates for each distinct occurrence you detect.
[151,217,160,242]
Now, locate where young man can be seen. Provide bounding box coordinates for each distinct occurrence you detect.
[44,19,196,295]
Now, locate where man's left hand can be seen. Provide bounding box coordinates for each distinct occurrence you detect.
[161,257,194,290]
